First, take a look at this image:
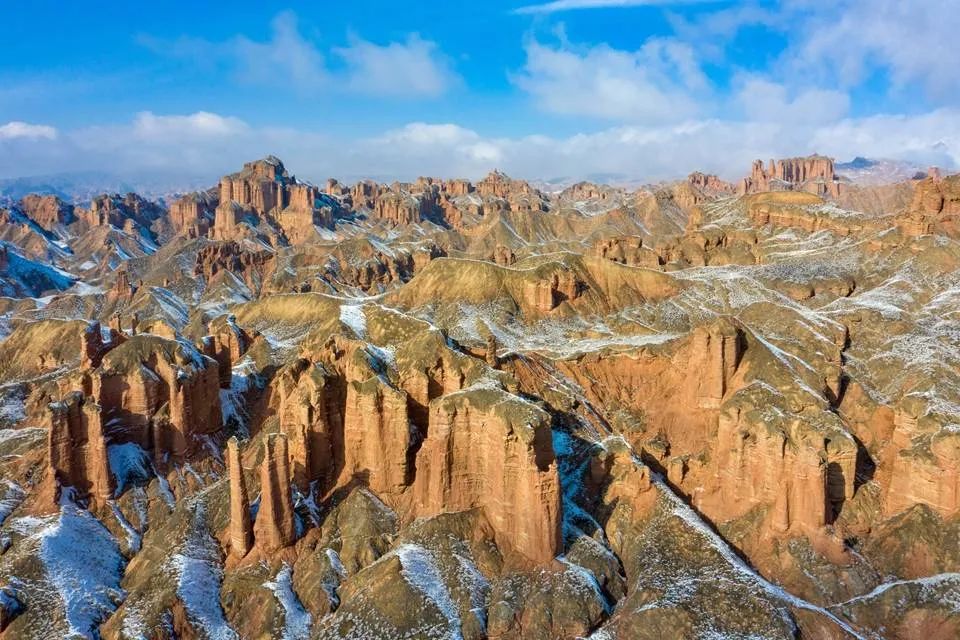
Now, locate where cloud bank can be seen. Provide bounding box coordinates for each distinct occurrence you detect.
[2,109,957,185]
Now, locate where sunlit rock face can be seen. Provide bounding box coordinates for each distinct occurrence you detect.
[0,154,958,639]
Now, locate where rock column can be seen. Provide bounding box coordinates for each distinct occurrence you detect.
[227,437,253,557]
[254,433,296,553]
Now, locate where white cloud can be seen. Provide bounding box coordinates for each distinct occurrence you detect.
[783,0,960,101]
[514,0,711,15]
[141,12,456,99]
[232,11,328,90]
[355,111,959,181]
[809,109,960,168]
[1,108,957,184]
[131,112,248,140]
[369,123,505,172]
[335,35,459,98]
[513,37,708,123]
[0,121,58,140]
[735,77,850,126]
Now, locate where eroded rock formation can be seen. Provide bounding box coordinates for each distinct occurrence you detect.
[227,437,253,557]
[19,194,75,231]
[44,391,113,509]
[275,358,337,489]
[91,335,222,464]
[340,377,412,494]
[413,387,562,564]
[212,156,339,242]
[740,155,842,198]
[900,174,960,237]
[254,433,297,553]
[169,191,216,237]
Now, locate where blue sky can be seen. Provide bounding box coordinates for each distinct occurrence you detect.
[1,0,957,183]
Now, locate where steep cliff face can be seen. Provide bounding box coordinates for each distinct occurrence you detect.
[535,317,856,546]
[524,270,586,313]
[372,190,427,225]
[900,174,960,237]
[698,399,856,536]
[77,192,163,230]
[202,315,253,388]
[169,191,216,237]
[44,391,113,510]
[340,377,412,495]
[91,335,222,463]
[350,180,381,209]
[412,386,562,565]
[194,241,275,294]
[107,268,137,305]
[18,194,75,231]
[254,433,297,553]
[227,436,253,558]
[476,170,539,200]
[691,318,744,409]
[211,156,340,242]
[743,191,880,237]
[275,358,338,490]
[688,172,735,194]
[883,404,960,518]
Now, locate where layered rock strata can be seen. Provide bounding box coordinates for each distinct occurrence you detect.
[275,358,338,490]
[740,155,842,197]
[44,391,113,509]
[412,387,562,564]
[227,437,253,557]
[254,433,297,553]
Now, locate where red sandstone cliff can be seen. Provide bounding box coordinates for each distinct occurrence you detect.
[412,386,562,565]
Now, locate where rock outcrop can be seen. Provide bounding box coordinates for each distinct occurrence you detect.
[202,315,252,388]
[692,319,744,409]
[372,190,428,226]
[340,377,412,494]
[900,174,960,237]
[253,433,297,553]
[525,270,585,313]
[77,192,163,230]
[412,387,562,565]
[227,437,253,557]
[883,404,960,518]
[91,335,222,464]
[212,156,339,242]
[594,236,660,268]
[44,391,113,509]
[194,241,275,294]
[740,155,842,198]
[107,268,137,304]
[169,191,216,237]
[688,172,735,194]
[19,194,75,231]
[275,359,338,490]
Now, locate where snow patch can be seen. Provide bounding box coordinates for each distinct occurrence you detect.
[36,504,126,638]
[107,442,153,496]
[168,508,238,640]
[395,543,463,640]
[264,563,312,640]
[339,304,367,338]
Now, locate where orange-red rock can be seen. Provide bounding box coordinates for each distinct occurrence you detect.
[412,386,562,565]
[227,436,253,557]
[45,391,113,509]
[253,433,297,553]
